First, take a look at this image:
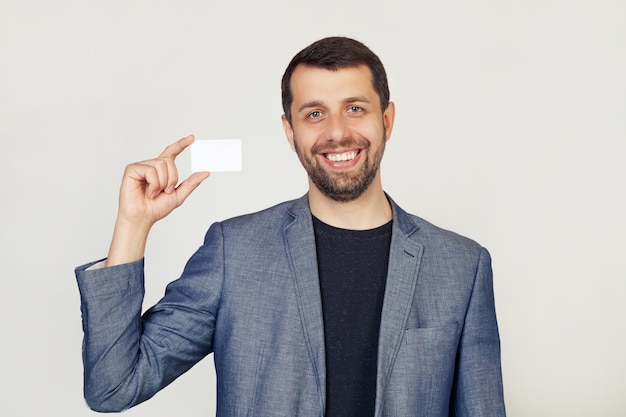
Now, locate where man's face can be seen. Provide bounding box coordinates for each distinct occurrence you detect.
[282,64,395,202]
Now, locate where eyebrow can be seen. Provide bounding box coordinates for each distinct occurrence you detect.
[345,96,371,104]
[297,100,325,114]
[296,96,371,114]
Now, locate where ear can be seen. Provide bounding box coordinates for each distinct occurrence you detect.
[282,114,296,151]
[383,101,395,142]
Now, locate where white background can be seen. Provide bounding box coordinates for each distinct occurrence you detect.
[1,1,624,416]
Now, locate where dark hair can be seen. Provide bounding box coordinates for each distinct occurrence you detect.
[281,36,390,124]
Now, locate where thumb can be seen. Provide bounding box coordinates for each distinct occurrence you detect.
[175,171,210,206]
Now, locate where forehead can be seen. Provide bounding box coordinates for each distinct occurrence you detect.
[289,64,378,105]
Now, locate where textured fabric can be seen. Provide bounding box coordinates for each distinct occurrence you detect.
[314,216,392,417]
[75,194,506,416]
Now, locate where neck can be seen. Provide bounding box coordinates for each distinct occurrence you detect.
[308,177,392,230]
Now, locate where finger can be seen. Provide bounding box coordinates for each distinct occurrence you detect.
[175,171,210,205]
[141,163,167,198]
[161,155,179,194]
[131,159,170,198]
[145,155,179,195]
[159,134,195,160]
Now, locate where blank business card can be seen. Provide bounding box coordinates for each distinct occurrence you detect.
[190,139,242,172]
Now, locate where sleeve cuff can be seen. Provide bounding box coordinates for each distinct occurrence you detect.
[75,258,145,299]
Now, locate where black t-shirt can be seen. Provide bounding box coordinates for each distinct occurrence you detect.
[313,216,392,417]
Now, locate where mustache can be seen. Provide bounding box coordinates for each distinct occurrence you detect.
[310,138,370,154]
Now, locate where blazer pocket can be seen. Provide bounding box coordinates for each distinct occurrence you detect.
[390,323,460,413]
[403,323,460,372]
[404,323,459,348]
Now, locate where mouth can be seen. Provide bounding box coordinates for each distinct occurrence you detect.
[323,150,360,162]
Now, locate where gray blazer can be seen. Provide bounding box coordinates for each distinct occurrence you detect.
[76,194,505,416]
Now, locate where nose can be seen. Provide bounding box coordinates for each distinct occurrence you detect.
[324,113,351,142]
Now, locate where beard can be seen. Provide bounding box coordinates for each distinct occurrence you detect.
[293,133,386,202]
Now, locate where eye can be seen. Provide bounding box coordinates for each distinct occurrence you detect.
[348,105,362,113]
[307,110,322,119]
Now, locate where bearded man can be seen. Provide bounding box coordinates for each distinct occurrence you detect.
[76,36,506,417]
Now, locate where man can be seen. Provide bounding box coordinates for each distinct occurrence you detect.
[76,37,506,416]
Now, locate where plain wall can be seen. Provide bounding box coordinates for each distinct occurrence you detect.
[1,1,625,415]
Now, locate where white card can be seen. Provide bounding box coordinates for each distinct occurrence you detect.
[190,139,242,172]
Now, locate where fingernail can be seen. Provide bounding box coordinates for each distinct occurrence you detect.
[166,185,175,193]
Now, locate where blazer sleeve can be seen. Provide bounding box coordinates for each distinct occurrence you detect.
[75,222,225,412]
[451,247,506,416]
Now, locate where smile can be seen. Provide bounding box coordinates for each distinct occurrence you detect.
[324,150,359,162]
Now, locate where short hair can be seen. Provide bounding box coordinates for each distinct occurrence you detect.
[281,36,390,124]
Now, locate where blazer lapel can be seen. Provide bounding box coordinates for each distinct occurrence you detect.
[281,195,422,416]
[375,200,423,417]
[283,195,327,412]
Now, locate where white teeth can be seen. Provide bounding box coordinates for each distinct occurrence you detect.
[325,151,357,162]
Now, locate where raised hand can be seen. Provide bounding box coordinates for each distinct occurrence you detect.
[106,135,210,266]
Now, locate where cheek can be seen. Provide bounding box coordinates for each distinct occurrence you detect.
[292,127,321,149]
[348,117,385,138]
[354,125,385,143]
